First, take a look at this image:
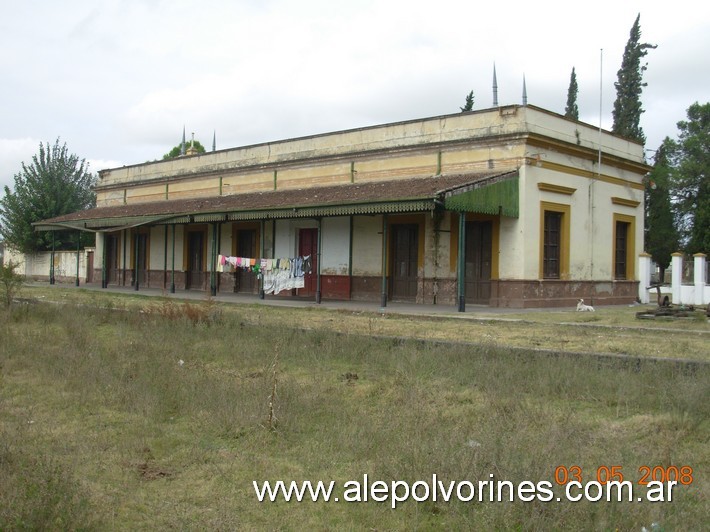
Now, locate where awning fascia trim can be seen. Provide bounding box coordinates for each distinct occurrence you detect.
[226,200,435,220]
[33,200,436,232]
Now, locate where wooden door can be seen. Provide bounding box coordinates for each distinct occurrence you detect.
[86,250,94,283]
[298,228,318,296]
[390,224,418,301]
[105,234,119,285]
[186,231,204,289]
[235,229,257,293]
[135,233,148,286]
[465,221,492,304]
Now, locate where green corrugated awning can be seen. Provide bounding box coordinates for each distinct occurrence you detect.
[33,214,192,232]
[443,174,519,217]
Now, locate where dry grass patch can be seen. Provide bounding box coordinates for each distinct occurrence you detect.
[2,300,707,529]
[22,285,710,362]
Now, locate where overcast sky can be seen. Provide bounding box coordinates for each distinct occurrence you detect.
[1,0,708,193]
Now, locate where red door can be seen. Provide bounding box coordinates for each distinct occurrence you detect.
[298,228,318,296]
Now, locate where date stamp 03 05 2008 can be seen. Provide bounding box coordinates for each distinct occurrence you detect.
[554,465,695,487]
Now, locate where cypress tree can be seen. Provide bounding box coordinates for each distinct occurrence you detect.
[564,67,579,120]
[460,91,474,112]
[611,14,657,144]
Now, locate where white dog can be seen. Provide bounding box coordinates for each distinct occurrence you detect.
[576,298,595,312]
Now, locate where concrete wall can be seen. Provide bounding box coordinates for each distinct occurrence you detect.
[5,248,93,283]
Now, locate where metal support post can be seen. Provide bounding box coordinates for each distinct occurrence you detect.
[50,232,55,285]
[316,218,322,304]
[380,214,388,309]
[457,213,466,312]
[75,231,80,286]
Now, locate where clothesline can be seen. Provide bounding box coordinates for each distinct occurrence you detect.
[216,255,313,275]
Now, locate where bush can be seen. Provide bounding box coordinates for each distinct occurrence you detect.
[0,261,24,308]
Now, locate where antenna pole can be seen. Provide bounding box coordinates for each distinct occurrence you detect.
[598,48,603,170]
[590,48,603,302]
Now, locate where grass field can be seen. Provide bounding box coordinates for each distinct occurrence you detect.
[20,285,710,363]
[1,288,708,530]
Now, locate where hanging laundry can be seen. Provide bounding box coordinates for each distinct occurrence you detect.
[262,269,305,295]
[216,254,312,295]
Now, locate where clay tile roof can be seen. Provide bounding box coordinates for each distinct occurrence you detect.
[35,171,516,230]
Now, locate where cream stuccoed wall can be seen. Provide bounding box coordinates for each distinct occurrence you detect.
[320,217,350,275]
[219,223,232,258]
[497,215,522,279]
[352,216,383,277]
[512,162,644,281]
[271,217,351,274]
[97,108,530,190]
[95,106,648,209]
[94,226,187,272]
[149,226,164,270]
[148,226,185,272]
[428,212,452,278]
[273,219,318,259]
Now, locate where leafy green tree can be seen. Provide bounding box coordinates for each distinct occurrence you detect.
[645,139,679,280]
[669,102,710,253]
[0,139,96,253]
[163,139,206,159]
[564,67,579,120]
[611,14,656,144]
[460,91,474,112]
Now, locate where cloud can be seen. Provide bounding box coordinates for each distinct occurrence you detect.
[1,0,708,180]
[86,159,125,174]
[0,138,42,193]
